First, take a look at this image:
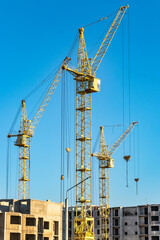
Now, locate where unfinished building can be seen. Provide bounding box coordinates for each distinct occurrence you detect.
[0,199,63,240]
[67,204,160,240]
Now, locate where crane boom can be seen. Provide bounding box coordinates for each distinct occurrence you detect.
[108,121,138,157]
[29,57,70,136]
[91,5,129,76]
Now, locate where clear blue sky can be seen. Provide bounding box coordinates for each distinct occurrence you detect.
[0,0,160,208]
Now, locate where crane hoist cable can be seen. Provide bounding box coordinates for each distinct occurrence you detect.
[65,72,71,181]
[66,72,72,201]
[122,18,125,156]
[61,69,72,201]
[61,72,65,202]
[60,68,72,202]
[6,138,10,199]
[15,147,19,199]
[121,12,132,188]
[134,124,140,195]
[137,125,140,178]
[6,137,12,199]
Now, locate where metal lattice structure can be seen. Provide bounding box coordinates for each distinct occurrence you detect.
[75,28,94,239]
[98,127,110,240]
[64,6,129,240]
[8,57,70,200]
[16,100,31,199]
[8,6,129,238]
[93,122,138,240]
[91,6,129,76]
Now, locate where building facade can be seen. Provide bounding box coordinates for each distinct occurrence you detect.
[67,204,160,240]
[0,199,63,240]
[0,199,160,240]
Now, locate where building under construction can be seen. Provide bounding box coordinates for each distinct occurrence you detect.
[67,204,160,240]
[0,199,63,240]
[3,4,145,240]
[0,199,160,240]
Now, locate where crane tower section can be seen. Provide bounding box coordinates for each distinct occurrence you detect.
[92,122,138,240]
[74,28,95,240]
[8,57,70,200]
[64,5,129,240]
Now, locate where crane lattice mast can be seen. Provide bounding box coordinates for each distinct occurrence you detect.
[8,57,70,200]
[64,5,129,240]
[93,121,138,240]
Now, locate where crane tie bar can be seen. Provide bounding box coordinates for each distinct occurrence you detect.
[82,8,120,28]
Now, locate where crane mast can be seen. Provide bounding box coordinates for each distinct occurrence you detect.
[93,122,138,240]
[8,57,70,200]
[74,28,94,239]
[16,100,31,199]
[63,5,129,240]
[99,126,110,240]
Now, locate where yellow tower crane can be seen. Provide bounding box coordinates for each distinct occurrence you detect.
[8,5,128,240]
[8,57,70,200]
[62,5,129,240]
[92,121,138,240]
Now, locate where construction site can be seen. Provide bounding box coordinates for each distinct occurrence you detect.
[0,1,160,240]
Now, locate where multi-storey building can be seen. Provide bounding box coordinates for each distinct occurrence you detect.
[0,199,160,240]
[0,199,63,240]
[67,204,160,240]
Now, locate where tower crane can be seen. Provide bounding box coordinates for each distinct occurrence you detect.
[62,5,129,240]
[8,5,128,240]
[92,121,138,240]
[8,57,70,200]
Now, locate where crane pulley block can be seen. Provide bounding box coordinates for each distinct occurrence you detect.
[76,76,101,94]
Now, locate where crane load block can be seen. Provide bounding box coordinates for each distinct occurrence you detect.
[124,155,131,162]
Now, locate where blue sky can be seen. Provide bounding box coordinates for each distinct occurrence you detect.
[0,0,160,208]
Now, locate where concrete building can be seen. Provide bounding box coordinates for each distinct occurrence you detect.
[67,204,160,240]
[1,199,160,240]
[0,199,63,240]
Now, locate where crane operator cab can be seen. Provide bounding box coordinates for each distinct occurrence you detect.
[15,134,30,147]
[99,156,114,168]
[76,76,101,94]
